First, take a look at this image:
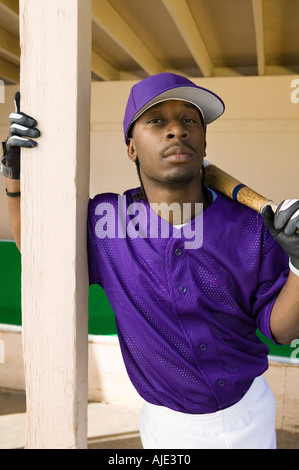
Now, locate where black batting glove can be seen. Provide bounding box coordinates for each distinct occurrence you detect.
[262,199,299,271]
[1,92,40,179]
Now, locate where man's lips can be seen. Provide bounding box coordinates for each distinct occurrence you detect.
[163,145,194,160]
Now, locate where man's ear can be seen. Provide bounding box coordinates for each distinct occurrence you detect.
[127,138,138,163]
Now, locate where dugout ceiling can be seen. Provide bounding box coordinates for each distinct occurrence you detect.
[0,0,298,84]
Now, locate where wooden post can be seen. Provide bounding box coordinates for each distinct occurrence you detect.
[19,0,91,448]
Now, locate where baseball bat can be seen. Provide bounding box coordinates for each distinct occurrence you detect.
[204,160,278,213]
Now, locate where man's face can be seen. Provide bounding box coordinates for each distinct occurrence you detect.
[127,100,206,190]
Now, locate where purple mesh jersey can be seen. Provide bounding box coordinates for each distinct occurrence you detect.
[87,188,289,414]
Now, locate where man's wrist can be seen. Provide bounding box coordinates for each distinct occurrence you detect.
[5,176,20,191]
[289,259,299,277]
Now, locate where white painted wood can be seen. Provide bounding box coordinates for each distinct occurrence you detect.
[19,0,91,448]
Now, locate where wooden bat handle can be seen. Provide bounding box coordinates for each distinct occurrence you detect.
[204,162,299,234]
[204,162,278,213]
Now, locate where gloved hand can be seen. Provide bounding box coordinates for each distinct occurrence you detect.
[262,200,299,271]
[1,92,40,179]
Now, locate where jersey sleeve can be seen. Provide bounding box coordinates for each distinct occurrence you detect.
[251,225,289,343]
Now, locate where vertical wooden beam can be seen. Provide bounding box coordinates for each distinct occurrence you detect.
[19,0,91,448]
[92,0,164,76]
[0,78,4,103]
[161,0,214,77]
[252,0,265,76]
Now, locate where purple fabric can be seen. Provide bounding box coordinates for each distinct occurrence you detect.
[87,188,289,414]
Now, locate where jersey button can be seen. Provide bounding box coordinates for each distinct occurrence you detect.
[179,285,188,294]
[175,248,183,257]
[200,344,207,351]
[217,379,225,388]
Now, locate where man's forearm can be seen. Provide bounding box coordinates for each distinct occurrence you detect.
[270,271,299,345]
[5,177,21,251]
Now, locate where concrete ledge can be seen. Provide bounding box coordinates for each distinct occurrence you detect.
[88,334,143,408]
[0,326,143,409]
[264,360,299,433]
[0,400,142,449]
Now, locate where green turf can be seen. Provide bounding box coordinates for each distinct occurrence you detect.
[0,240,117,335]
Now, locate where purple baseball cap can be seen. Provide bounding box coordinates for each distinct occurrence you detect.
[123,72,225,144]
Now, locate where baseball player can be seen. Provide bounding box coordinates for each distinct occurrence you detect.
[2,73,299,449]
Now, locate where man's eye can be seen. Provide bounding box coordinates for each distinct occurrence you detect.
[183,117,197,123]
[148,118,163,124]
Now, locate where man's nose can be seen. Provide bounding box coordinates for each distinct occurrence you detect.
[166,120,189,140]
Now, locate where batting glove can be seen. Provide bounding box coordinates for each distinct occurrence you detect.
[1,92,40,180]
[262,200,299,273]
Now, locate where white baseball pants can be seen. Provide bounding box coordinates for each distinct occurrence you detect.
[139,375,276,449]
